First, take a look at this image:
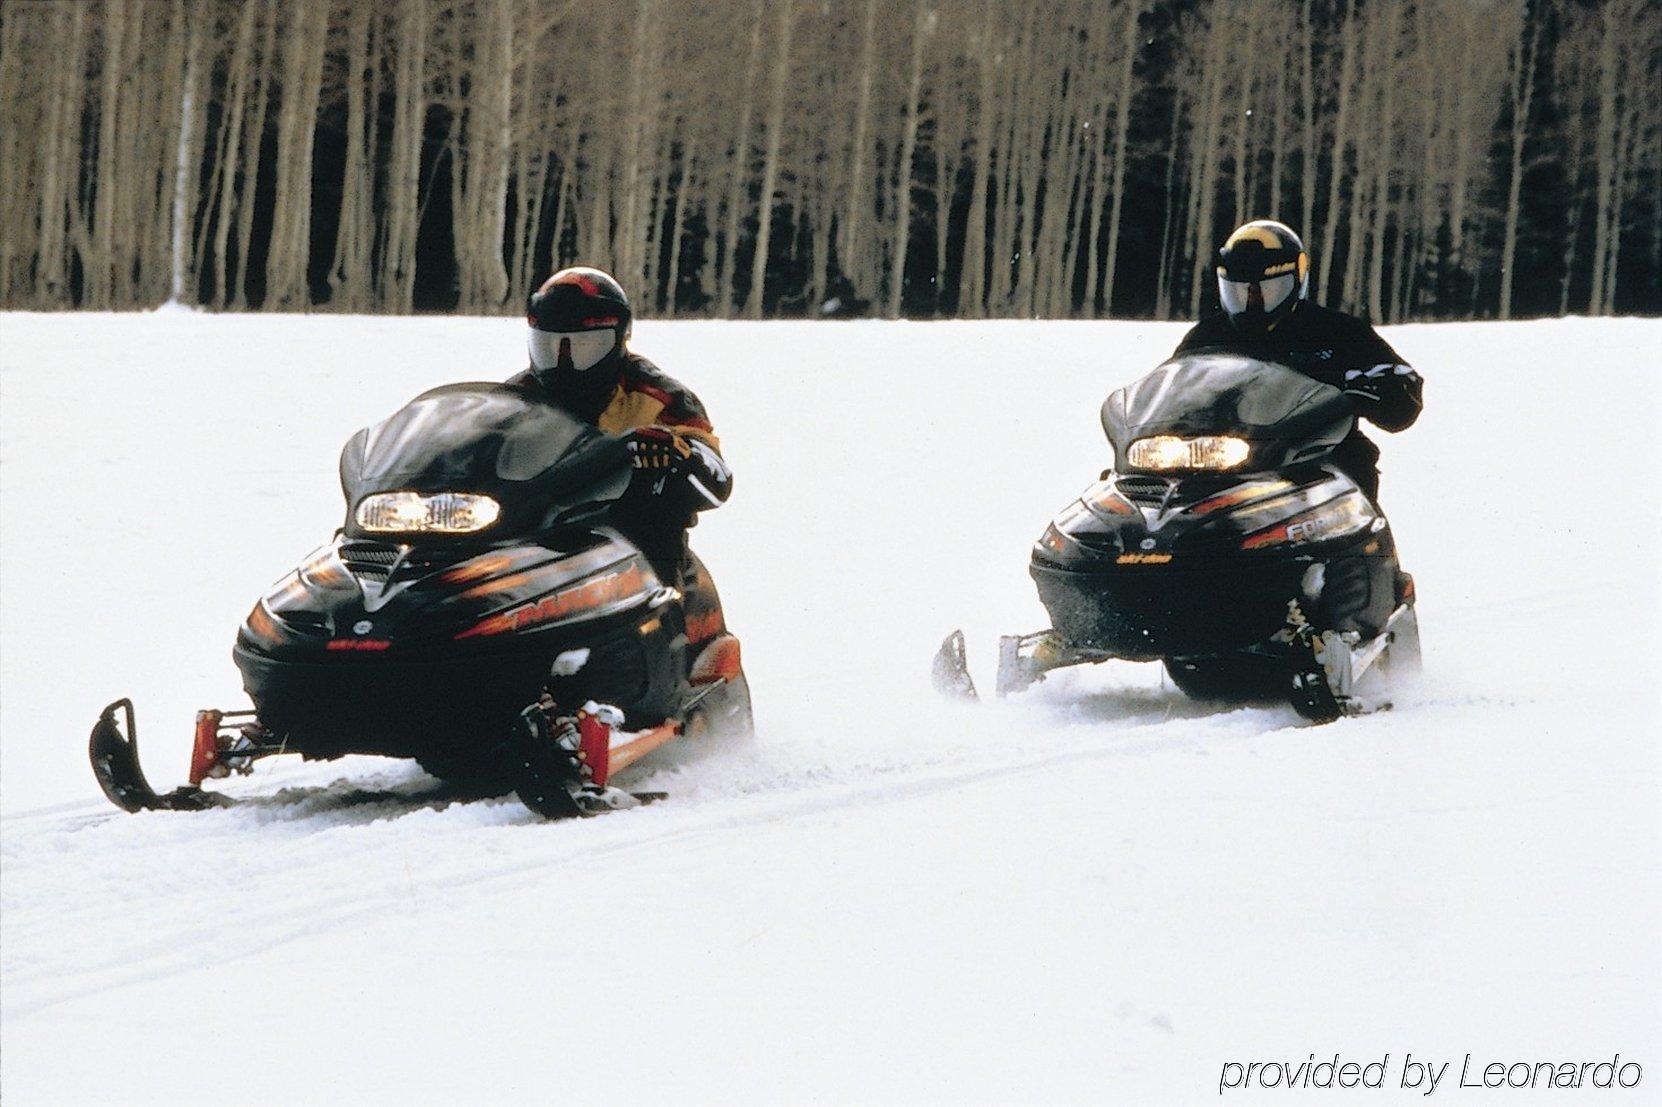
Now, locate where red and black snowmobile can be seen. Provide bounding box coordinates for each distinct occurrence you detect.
[90,382,752,818]
[934,351,1420,720]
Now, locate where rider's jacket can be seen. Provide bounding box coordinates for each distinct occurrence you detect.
[1174,303,1422,499]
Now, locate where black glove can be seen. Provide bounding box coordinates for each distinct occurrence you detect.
[1342,363,1403,406]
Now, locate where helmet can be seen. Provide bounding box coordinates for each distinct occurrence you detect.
[1215,221,1309,334]
[526,267,632,402]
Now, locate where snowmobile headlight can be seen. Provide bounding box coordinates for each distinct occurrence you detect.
[1127,435,1250,471]
[355,492,502,534]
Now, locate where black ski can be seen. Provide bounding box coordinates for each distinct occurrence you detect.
[90,697,668,816]
[88,699,228,812]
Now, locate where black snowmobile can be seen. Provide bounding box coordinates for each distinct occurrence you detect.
[90,382,752,818]
[934,350,1419,721]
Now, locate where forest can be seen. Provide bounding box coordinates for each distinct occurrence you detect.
[0,0,1657,319]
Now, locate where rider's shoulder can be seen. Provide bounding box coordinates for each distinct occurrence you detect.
[618,351,698,405]
[1298,301,1381,338]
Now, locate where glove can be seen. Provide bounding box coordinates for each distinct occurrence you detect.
[1336,365,1389,405]
[624,426,732,507]
[1342,363,1407,406]
[625,426,692,471]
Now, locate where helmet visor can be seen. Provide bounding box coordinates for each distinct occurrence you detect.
[1219,273,1296,317]
[528,328,617,373]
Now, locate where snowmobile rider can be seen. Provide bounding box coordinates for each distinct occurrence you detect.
[1174,220,1422,502]
[510,266,736,813]
[507,266,732,589]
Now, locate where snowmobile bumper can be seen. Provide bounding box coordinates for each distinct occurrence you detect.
[1030,558,1306,660]
[232,605,685,764]
[232,644,556,763]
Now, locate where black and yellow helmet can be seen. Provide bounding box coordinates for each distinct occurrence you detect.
[1216,220,1309,333]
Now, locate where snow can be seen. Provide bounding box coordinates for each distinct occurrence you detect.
[2,313,1658,1104]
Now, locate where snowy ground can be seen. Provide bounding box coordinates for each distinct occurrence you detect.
[2,313,1658,1104]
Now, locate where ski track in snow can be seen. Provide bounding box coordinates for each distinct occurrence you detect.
[1,687,1272,1020]
[1,314,1658,1104]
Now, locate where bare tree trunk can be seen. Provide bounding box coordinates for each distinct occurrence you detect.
[1100,0,1141,316]
[230,0,279,309]
[383,0,427,312]
[667,136,698,314]
[841,0,880,292]
[617,0,659,293]
[86,0,129,309]
[1498,8,1536,320]
[1601,76,1639,313]
[988,7,1033,313]
[717,0,765,313]
[0,7,39,302]
[1299,0,1317,239]
[328,0,375,311]
[1231,11,1253,228]
[1318,0,1358,300]
[1187,10,1226,316]
[1046,5,1095,317]
[210,0,261,308]
[886,2,929,318]
[743,0,794,318]
[263,0,327,309]
[168,0,201,304]
[511,143,549,305]
[1269,6,1287,221]
[933,128,959,316]
[957,0,1000,318]
[479,0,514,308]
[1155,89,1185,319]
[34,6,86,304]
[1366,0,1400,321]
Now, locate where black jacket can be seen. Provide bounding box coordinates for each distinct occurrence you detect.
[1174,303,1422,495]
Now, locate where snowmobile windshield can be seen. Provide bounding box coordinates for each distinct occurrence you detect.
[1100,351,1353,472]
[339,383,632,539]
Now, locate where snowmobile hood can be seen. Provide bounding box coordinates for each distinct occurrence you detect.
[1101,352,1353,472]
[339,383,632,539]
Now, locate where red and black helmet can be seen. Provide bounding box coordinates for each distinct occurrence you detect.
[527,267,632,382]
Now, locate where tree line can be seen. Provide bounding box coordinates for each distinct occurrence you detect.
[0,0,1657,319]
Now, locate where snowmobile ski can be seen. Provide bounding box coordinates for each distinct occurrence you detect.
[89,699,231,812]
[90,697,670,816]
[930,630,979,700]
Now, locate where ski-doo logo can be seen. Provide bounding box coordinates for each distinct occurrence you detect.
[1116,552,1173,565]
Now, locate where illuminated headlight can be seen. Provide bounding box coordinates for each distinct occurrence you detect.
[1127,435,1250,471]
[355,492,501,534]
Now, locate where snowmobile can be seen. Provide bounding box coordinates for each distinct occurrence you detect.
[933,350,1419,721]
[90,382,752,818]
